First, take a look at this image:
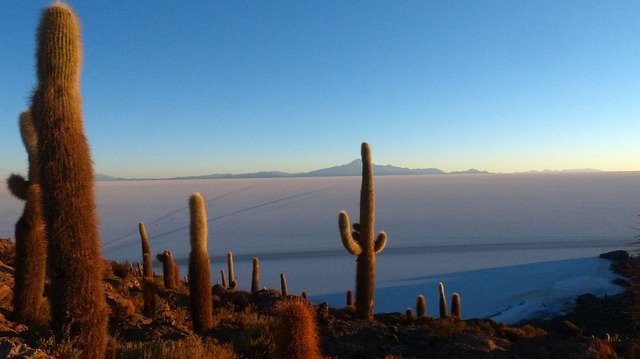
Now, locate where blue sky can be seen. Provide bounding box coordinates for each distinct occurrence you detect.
[2,1,639,179]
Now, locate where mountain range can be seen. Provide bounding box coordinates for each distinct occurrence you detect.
[95,160,490,181]
[95,161,605,181]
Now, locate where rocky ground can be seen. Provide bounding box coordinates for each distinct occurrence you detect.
[0,238,637,358]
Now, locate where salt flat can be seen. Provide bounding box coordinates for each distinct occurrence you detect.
[0,172,638,322]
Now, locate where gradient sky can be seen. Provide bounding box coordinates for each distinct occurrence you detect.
[2,1,639,179]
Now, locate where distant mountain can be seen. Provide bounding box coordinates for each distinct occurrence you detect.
[95,161,495,181]
[300,159,444,177]
[522,169,603,174]
[449,168,490,175]
[95,173,126,181]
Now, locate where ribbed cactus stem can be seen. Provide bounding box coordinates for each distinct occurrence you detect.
[19,110,40,182]
[142,254,156,318]
[338,142,387,320]
[251,257,260,293]
[157,251,177,289]
[417,295,427,319]
[451,293,461,319]
[273,298,321,359]
[31,3,107,356]
[188,192,212,332]
[438,282,448,318]
[142,252,153,279]
[10,109,46,324]
[280,273,289,296]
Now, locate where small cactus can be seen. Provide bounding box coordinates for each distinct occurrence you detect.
[405,308,414,321]
[451,293,461,319]
[220,269,227,288]
[338,142,387,320]
[188,193,212,332]
[251,257,260,293]
[346,289,353,307]
[273,298,321,359]
[280,273,289,296]
[227,252,237,290]
[157,251,178,289]
[417,295,427,319]
[438,283,447,318]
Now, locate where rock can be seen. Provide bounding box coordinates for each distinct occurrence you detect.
[599,250,629,261]
[0,337,54,358]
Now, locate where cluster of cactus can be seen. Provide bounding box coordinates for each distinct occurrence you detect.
[339,142,387,320]
[438,283,462,319]
[14,3,109,357]
[7,110,46,323]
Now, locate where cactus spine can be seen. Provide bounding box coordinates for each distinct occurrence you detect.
[188,193,212,332]
[417,294,427,319]
[438,282,447,318]
[273,298,321,359]
[10,110,47,323]
[30,4,107,356]
[451,293,462,319]
[339,142,387,320]
[251,257,260,293]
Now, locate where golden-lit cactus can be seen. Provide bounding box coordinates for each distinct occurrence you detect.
[10,110,47,324]
[417,294,427,319]
[188,192,212,332]
[142,253,156,318]
[273,298,321,359]
[157,251,178,289]
[338,142,387,320]
[451,293,462,319]
[30,3,107,356]
[251,257,260,293]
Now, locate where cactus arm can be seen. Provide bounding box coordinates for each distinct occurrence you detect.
[7,174,28,200]
[374,231,387,253]
[339,211,362,256]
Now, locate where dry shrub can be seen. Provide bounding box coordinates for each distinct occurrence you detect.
[0,238,16,266]
[498,324,547,340]
[422,317,467,340]
[111,335,238,359]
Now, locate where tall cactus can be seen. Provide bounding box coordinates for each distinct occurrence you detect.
[451,293,462,319]
[339,142,387,320]
[9,110,47,323]
[30,3,107,356]
[438,282,448,318]
[157,251,178,289]
[188,192,212,332]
